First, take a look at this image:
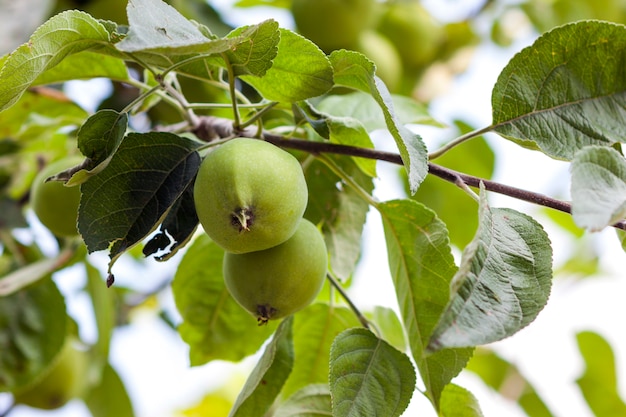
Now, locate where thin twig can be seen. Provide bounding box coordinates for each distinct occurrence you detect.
[326,273,370,329]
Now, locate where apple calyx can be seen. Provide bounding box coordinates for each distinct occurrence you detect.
[257,304,278,325]
[231,207,255,232]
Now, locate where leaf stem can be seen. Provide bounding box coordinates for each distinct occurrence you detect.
[222,54,242,130]
[326,272,370,330]
[427,125,493,160]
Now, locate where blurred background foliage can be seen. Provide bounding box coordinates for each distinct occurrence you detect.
[1,0,626,416]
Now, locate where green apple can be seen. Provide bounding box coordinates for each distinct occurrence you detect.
[377,1,444,71]
[223,219,327,324]
[291,0,376,52]
[356,30,403,91]
[193,138,308,254]
[30,156,83,237]
[14,338,88,410]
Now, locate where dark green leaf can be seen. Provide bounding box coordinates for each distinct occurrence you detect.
[576,330,626,417]
[241,29,334,102]
[0,277,66,391]
[492,21,626,160]
[428,186,553,351]
[84,363,135,417]
[230,317,294,417]
[378,199,472,407]
[77,110,128,165]
[329,328,415,417]
[78,132,200,272]
[570,145,626,231]
[282,304,360,398]
[171,234,277,365]
[330,50,427,194]
[142,181,198,261]
[304,158,372,280]
[0,10,112,111]
[465,348,554,417]
[439,384,483,417]
[272,384,331,417]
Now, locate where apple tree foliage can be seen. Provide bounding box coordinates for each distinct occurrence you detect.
[1,0,626,416]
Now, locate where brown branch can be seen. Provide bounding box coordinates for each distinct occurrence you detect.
[187,115,626,231]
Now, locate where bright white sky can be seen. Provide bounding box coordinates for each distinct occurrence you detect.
[5,1,626,417]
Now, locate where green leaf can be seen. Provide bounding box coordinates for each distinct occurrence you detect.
[116,0,213,53]
[410,128,495,248]
[0,10,112,111]
[229,317,294,417]
[378,199,472,407]
[465,348,555,417]
[0,89,87,139]
[85,262,115,363]
[367,306,407,353]
[492,21,626,160]
[329,328,416,417]
[0,277,66,391]
[222,20,280,77]
[330,50,427,194]
[272,384,332,417]
[428,186,553,351]
[32,51,130,85]
[576,330,626,417]
[304,158,373,280]
[282,304,360,398]
[84,363,135,417]
[316,91,442,132]
[439,384,484,417]
[142,182,198,262]
[77,110,127,164]
[78,132,200,272]
[570,145,626,231]
[171,234,277,365]
[327,117,376,177]
[241,29,334,102]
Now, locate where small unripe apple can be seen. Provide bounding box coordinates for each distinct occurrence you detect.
[30,156,83,237]
[193,138,308,254]
[14,338,88,410]
[291,0,376,52]
[223,219,328,324]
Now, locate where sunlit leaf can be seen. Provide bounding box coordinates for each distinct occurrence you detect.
[329,328,415,417]
[222,20,280,77]
[0,277,66,391]
[379,199,472,407]
[428,186,553,351]
[0,10,112,111]
[576,330,626,416]
[272,384,331,417]
[330,50,427,194]
[439,384,483,417]
[316,91,441,132]
[570,145,626,231]
[171,234,277,365]
[229,317,294,417]
[241,29,333,102]
[492,21,626,160]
